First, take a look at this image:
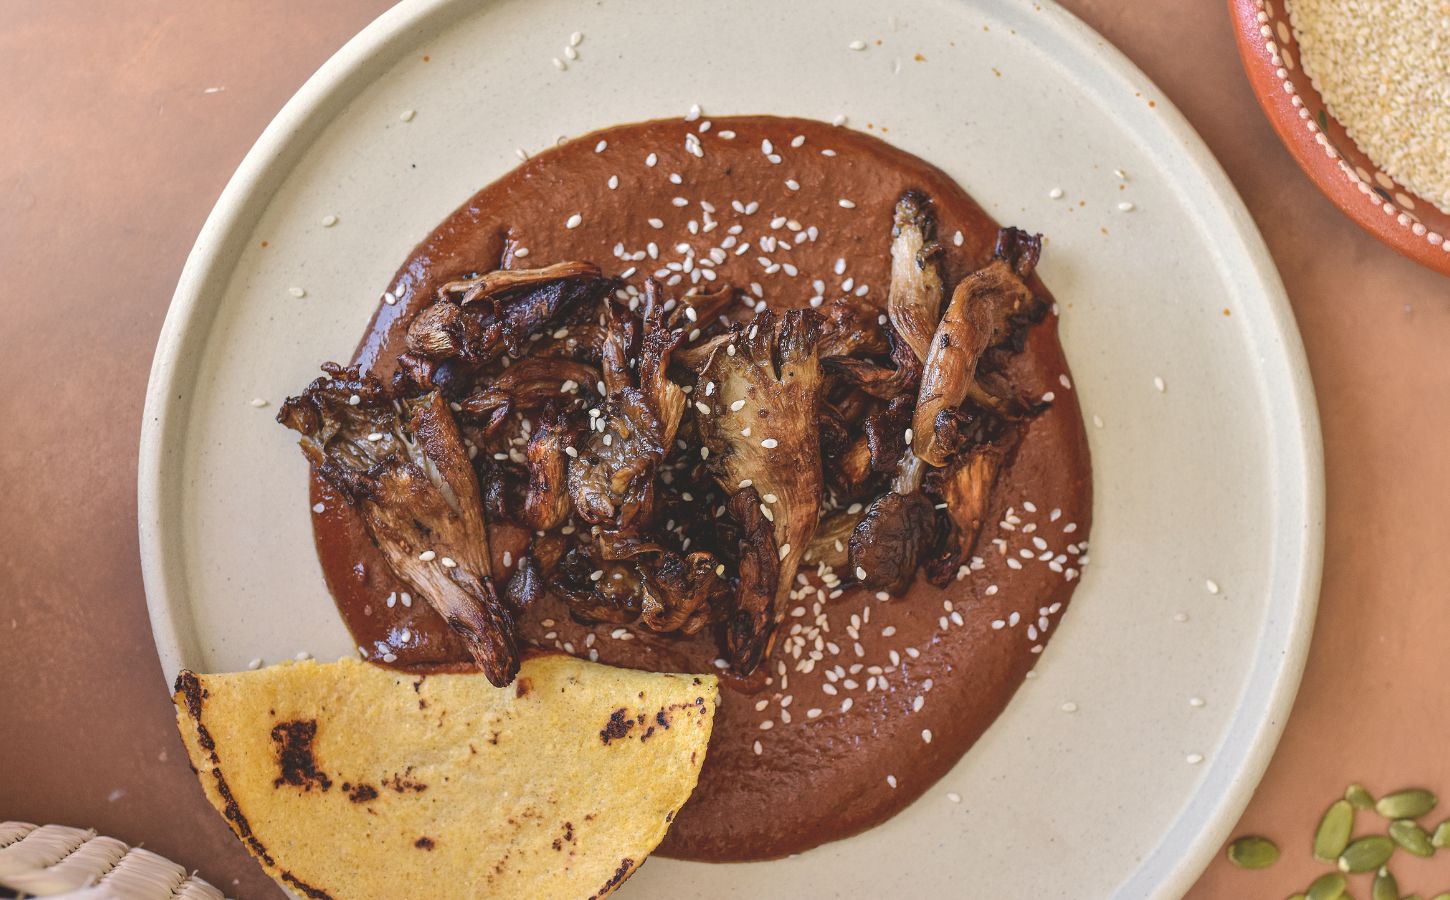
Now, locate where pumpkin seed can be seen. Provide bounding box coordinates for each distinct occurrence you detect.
[1433,894,1450,900]
[1432,817,1450,849]
[1375,788,1437,820]
[1370,867,1398,900]
[1345,783,1375,810]
[1315,800,1355,861]
[1389,818,1435,857]
[1307,872,1348,900]
[1227,835,1280,869]
[1338,835,1395,873]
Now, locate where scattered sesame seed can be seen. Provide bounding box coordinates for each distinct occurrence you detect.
[321,214,338,227]
[1189,696,1206,708]
[401,592,412,608]
[418,550,436,562]
[1205,578,1220,594]
[248,658,263,670]
[564,45,578,61]
[761,437,779,448]
[594,139,607,153]
[1186,753,1204,765]
[607,174,619,190]
[753,740,763,755]
[1061,701,1078,713]
[922,729,932,743]
[1153,375,1166,392]
[645,152,658,167]
[570,30,583,47]
[440,556,457,568]
[295,651,312,661]
[1092,414,1105,428]
[288,286,306,298]
[886,774,897,788]
[838,198,856,209]
[1049,187,1064,199]
[1117,201,1135,212]
[565,213,583,229]
[1174,611,1189,622]
[249,397,269,408]
[399,109,415,122]
[552,57,566,71]
[849,40,867,51]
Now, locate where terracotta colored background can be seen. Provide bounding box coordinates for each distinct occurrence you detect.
[2,1,1447,897]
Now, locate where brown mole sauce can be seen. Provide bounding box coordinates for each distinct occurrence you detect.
[309,116,1092,861]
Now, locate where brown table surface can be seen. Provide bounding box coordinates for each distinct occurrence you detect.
[4,1,1448,897]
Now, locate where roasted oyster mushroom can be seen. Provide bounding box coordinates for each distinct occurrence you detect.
[695,309,826,670]
[567,282,686,531]
[848,490,937,596]
[924,443,1008,585]
[886,190,946,364]
[406,263,611,365]
[722,487,781,673]
[518,406,583,531]
[455,356,598,434]
[912,227,1043,467]
[277,364,519,686]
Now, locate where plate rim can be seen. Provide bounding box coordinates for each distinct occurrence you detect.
[137,1,1325,895]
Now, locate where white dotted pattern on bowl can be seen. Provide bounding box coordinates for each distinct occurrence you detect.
[1253,0,1448,251]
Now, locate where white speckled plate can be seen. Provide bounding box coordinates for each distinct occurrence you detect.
[138,0,1323,896]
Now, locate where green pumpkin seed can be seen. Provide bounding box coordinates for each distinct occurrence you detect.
[1432,894,1450,900]
[1307,872,1348,900]
[1315,800,1356,861]
[1389,818,1435,857]
[1375,788,1437,820]
[1227,835,1280,869]
[1345,783,1375,810]
[1370,867,1399,900]
[1338,835,1395,873]
[1432,817,1450,849]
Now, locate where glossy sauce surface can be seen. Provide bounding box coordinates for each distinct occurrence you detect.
[310,116,1093,860]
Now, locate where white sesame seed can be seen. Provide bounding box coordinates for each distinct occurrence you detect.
[565,213,583,229]
[1118,201,1135,212]
[1049,187,1064,199]
[440,556,457,568]
[295,651,312,661]
[645,152,658,167]
[321,214,339,228]
[849,40,867,51]
[417,550,436,562]
[1153,375,1166,392]
[761,438,779,448]
[399,109,416,122]
[1061,701,1078,713]
[922,729,932,743]
[912,696,924,712]
[1186,753,1204,765]
[288,286,306,298]
[552,57,566,70]
[1189,696,1206,708]
[1205,578,1220,594]
[838,198,856,209]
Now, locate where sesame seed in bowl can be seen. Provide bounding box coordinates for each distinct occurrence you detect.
[1228,0,1450,275]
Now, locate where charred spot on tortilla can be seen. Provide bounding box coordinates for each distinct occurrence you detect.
[600,708,634,744]
[271,720,331,792]
[414,836,436,850]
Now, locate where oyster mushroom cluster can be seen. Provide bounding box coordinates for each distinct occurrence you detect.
[278,190,1049,687]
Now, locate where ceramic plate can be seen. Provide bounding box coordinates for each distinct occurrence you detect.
[139,0,1323,896]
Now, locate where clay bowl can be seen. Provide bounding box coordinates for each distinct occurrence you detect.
[1228,0,1450,276]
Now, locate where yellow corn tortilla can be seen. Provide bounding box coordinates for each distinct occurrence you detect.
[173,654,717,900]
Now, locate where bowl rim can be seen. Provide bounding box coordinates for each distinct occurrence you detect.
[1227,0,1450,277]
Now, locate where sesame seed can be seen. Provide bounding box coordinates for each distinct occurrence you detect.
[288,286,306,298]
[401,592,412,607]
[1186,753,1204,765]
[570,30,583,46]
[912,696,924,712]
[417,550,436,561]
[552,57,566,70]
[399,109,416,122]
[838,198,856,209]
[594,139,607,153]
[685,103,702,121]
[645,152,658,167]
[321,214,338,227]
[886,774,897,788]
[922,729,932,743]
[1061,701,1078,713]
[565,213,583,229]
[248,658,263,670]
[607,174,619,190]
[1153,375,1166,392]
[1205,578,1220,594]
[440,556,457,568]
[849,40,867,50]
[516,147,529,161]
[1118,201,1135,212]
[295,651,312,661]
[759,720,774,731]
[1189,696,1206,708]
[1049,187,1064,199]
[761,438,779,448]
[753,740,763,755]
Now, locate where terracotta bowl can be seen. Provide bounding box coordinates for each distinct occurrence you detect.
[1228,0,1450,276]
